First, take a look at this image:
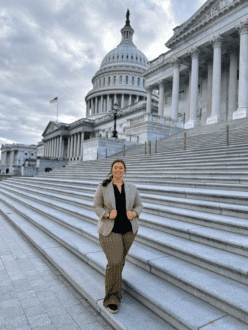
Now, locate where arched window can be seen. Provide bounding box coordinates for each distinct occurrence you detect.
[120,75,122,84]
[132,76,134,85]
[108,76,111,85]
[125,76,128,84]
[137,78,140,86]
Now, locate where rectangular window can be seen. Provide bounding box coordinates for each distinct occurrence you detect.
[179,90,185,100]
[143,79,145,87]
[132,76,134,85]
[114,76,116,84]
[120,75,122,84]
[137,78,140,86]
[126,76,128,84]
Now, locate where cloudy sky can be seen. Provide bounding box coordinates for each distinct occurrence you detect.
[0,0,207,157]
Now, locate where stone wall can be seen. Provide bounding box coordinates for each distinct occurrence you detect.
[83,137,139,161]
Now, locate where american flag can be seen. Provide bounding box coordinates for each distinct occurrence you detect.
[50,97,58,104]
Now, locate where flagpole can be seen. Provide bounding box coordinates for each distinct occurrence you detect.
[57,96,58,123]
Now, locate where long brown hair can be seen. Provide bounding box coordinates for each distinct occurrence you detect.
[102,159,126,187]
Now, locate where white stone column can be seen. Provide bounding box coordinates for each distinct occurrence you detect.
[61,138,65,159]
[51,139,54,158]
[207,34,223,125]
[67,137,70,159]
[77,133,81,157]
[129,94,132,106]
[121,94,124,108]
[104,98,107,112]
[109,97,112,112]
[86,101,89,117]
[171,58,181,121]
[107,95,110,112]
[136,95,139,103]
[59,136,63,159]
[158,81,165,117]
[228,48,238,120]
[47,140,50,158]
[146,87,152,114]
[101,96,103,113]
[233,19,248,119]
[95,97,98,114]
[91,99,95,115]
[73,134,77,159]
[206,58,213,120]
[185,48,200,129]
[70,135,73,159]
[80,132,84,160]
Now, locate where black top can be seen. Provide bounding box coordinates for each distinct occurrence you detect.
[111,182,133,235]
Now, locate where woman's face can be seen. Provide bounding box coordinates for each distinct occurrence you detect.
[112,162,126,180]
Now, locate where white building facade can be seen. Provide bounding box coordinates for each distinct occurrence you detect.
[143,0,248,129]
[0,144,37,174]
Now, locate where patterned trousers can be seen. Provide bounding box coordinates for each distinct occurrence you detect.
[99,231,138,308]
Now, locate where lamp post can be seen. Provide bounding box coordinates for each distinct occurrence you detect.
[109,103,123,139]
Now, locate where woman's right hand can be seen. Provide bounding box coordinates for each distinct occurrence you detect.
[109,210,117,219]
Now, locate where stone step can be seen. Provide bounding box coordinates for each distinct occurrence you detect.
[0,201,174,330]
[11,176,248,190]
[2,185,248,261]
[1,196,248,327]
[6,179,248,205]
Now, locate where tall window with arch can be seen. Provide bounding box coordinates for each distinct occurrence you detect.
[108,76,111,85]
[137,77,140,86]
[125,76,128,84]
[119,75,122,84]
[132,76,134,85]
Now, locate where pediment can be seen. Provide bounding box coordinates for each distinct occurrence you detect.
[166,0,238,48]
[42,121,59,136]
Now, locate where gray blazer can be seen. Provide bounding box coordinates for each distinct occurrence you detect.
[93,179,143,236]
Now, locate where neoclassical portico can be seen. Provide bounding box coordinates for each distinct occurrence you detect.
[143,0,248,128]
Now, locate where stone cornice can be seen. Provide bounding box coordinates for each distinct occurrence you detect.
[166,0,244,48]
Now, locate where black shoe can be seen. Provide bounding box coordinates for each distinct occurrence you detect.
[107,304,118,314]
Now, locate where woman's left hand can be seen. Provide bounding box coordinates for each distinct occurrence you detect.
[127,211,137,220]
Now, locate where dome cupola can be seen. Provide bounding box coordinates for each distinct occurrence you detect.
[100,9,148,69]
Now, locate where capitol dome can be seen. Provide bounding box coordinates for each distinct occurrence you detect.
[85,10,158,120]
[100,32,148,69]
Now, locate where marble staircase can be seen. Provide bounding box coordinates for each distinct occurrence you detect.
[1,130,248,328]
[113,116,248,157]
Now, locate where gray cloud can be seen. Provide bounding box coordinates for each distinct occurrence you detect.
[0,0,204,157]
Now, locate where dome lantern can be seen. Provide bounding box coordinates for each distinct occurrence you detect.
[120,9,134,44]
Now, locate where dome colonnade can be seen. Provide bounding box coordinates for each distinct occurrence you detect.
[85,10,158,120]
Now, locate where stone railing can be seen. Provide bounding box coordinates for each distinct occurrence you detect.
[69,118,94,129]
[93,101,147,125]
[146,51,172,71]
[125,113,178,129]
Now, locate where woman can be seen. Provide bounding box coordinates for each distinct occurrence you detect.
[93,159,143,314]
